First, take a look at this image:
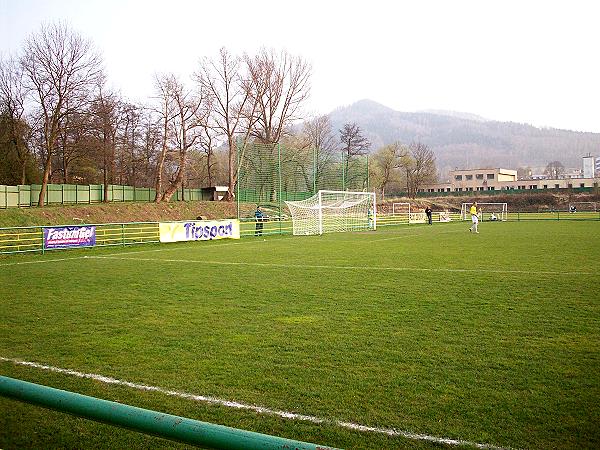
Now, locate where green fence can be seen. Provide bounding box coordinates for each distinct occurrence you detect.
[1,211,597,255]
[0,184,213,208]
[237,142,370,219]
[0,222,160,254]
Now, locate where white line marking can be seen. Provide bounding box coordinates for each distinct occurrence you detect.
[0,239,267,267]
[89,255,595,276]
[0,256,89,267]
[0,357,511,450]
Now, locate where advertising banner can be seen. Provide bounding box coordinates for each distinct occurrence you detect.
[43,226,96,249]
[159,219,240,243]
[409,212,427,224]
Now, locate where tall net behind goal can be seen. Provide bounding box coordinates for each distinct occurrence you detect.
[461,202,508,221]
[285,190,376,235]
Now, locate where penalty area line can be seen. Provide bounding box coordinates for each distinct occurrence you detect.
[0,357,511,450]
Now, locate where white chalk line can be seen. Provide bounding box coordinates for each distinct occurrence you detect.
[0,356,510,450]
[0,225,487,267]
[0,238,266,267]
[0,255,88,267]
[89,255,595,276]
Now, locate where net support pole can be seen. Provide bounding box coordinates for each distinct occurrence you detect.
[313,146,317,194]
[318,190,323,235]
[372,192,377,230]
[278,143,283,234]
[0,376,338,450]
[236,139,240,219]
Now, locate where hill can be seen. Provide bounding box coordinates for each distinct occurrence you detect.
[328,100,600,175]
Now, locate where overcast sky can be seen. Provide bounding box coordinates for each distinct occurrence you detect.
[1,0,599,132]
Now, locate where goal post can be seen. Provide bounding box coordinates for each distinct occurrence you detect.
[461,202,508,221]
[285,190,376,236]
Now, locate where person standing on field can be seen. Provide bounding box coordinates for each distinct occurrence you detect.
[425,206,433,225]
[254,205,265,236]
[469,201,479,233]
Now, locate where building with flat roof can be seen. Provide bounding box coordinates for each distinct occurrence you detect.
[420,166,597,194]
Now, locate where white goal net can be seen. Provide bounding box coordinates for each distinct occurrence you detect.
[392,202,411,216]
[285,190,376,235]
[569,202,597,212]
[461,202,508,221]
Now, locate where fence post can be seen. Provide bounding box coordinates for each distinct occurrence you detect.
[122,223,126,246]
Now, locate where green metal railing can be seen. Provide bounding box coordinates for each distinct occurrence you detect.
[0,222,159,255]
[0,376,338,450]
[1,211,598,255]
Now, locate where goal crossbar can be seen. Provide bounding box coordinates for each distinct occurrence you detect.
[461,202,508,221]
[285,190,376,235]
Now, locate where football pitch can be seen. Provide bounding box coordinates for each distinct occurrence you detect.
[1,220,599,449]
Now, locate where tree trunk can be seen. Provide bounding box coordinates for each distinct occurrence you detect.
[161,152,186,202]
[154,151,165,202]
[37,154,52,207]
[225,137,235,201]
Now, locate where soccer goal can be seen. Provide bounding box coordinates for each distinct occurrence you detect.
[285,190,376,235]
[569,202,597,212]
[461,202,508,221]
[392,202,411,216]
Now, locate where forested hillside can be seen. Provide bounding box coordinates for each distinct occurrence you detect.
[328,100,600,175]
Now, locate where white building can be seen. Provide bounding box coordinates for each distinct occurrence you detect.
[583,154,596,179]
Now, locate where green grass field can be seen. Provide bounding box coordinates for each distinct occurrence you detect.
[1,220,599,449]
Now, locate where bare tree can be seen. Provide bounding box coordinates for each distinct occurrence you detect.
[402,142,437,197]
[20,22,103,206]
[90,85,122,201]
[372,142,407,199]
[339,122,370,189]
[53,108,94,183]
[544,160,565,179]
[138,108,160,188]
[0,56,34,184]
[195,47,257,201]
[152,74,207,202]
[339,122,370,159]
[295,114,338,190]
[197,121,219,187]
[244,48,311,144]
[152,74,177,202]
[118,102,144,186]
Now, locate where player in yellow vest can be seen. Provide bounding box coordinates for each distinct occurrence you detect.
[469,202,479,233]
